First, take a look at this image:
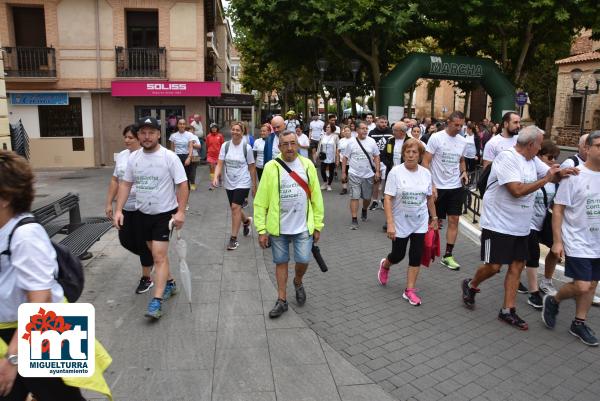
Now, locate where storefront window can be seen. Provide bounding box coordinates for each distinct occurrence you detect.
[38,97,83,137]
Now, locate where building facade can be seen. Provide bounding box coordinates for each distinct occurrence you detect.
[1,0,232,168]
[0,36,9,150]
[551,30,600,147]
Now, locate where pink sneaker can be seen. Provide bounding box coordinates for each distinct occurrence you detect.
[378,258,389,285]
[403,288,421,306]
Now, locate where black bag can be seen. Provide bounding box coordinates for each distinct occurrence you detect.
[539,186,556,248]
[355,138,376,173]
[476,162,495,196]
[3,217,85,302]
[319,151,326,161]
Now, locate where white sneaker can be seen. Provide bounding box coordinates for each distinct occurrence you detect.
[539,279,557,296]
[593,295,600,307]
[327,185,332,191]
[320,183,327,190]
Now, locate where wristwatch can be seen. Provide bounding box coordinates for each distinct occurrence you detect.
[5,353,17,366]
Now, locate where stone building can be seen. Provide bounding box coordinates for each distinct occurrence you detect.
[0,0,233,168]
[0,36,9,150]
[551,30,600,146]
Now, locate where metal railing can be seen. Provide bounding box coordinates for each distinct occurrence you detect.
[463,167,483,223]
[115,47,166,78]
[2,46,56,78]
[10,119,30,160]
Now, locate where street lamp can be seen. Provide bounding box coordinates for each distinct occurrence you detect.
[570,68,600,136]
[317,58,361,120]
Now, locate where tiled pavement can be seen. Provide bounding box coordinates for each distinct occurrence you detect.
[263,180,600,401]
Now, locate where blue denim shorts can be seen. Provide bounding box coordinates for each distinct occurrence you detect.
[270,231,313,264]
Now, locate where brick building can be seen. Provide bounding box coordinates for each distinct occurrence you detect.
[1,0,233,168]
[0,36,9,150]
[551,30,600,147]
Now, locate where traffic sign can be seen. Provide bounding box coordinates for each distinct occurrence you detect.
[515,92,528,106]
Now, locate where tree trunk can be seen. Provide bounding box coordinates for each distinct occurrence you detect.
[430,91,435,119]
[341,34,380,114]
[514,22,534,85]
[407,85,415,118]
[463,90,470,116]
[350,90,357,117]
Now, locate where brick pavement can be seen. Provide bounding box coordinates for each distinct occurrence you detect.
[263,181,600,401]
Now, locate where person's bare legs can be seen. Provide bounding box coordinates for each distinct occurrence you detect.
[470,263,502,288]
[446,214,459,248]
[503,261,525,308]
[294,263,308,286]
[350,199,358,218]
[230,203,242,237]
[555,280,597,319]
[526,267,539,292]
[275,263,289,300]
[544,252,559,280]
[406,266,420,289]
[149,241,171,299]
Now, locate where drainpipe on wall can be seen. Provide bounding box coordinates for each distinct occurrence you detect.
[95,0,106,166]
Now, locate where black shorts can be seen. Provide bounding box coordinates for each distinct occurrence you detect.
[526,229,541,268]
[226,188,250,206]
[387,232,426,266]
[310,139,320,149]
[435,187,466,219]
[565,257,600,282]
[138,208,178,242]
[481,228,528,265]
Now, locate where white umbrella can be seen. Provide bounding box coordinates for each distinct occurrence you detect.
[169,220,193,312]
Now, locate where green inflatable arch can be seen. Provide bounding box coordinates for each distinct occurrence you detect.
[378,53,515,122]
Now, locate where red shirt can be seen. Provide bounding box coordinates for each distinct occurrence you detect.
[206,133,225,159]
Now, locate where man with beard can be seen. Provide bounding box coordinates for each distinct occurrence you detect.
[483,112,521,168]
[368,115,393,210]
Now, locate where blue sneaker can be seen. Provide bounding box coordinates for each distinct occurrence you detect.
[145,298,162,319]
[162,280,178,300]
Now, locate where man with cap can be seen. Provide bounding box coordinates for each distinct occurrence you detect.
[114,116,189,319]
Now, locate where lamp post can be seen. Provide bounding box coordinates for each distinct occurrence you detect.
[317,58,361,121]
[571,68,600,136]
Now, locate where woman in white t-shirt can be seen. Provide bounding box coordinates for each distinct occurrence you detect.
[0,151,85,400]
[253,124,269,181]
[213,122,258,251]
[464,123,481,172]
[169,118,194,189]
[314,123,339,191]
[377,139,438,306]
[338,126,352,194]
[104,125,154,294]
[186,125,202,191]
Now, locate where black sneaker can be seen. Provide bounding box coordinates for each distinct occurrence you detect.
[461,279,479,309]
[294,281,306,305]
[135,276,154,294]
[569,321,599,347]
[498,308,528,330]
[382,223,387,232]
[351,220,359,230]
[368,201,379,211]
[518,282,528,294]
[527,291,543,310]
[361,209,368,221]
[227,237,239,250]
[542,295,559,329]
[268,299,288,318]
[243,217,253,237]
[339,188,348,195]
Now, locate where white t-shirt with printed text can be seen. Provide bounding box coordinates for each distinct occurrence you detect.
[481,148,549,236]
[123,146,188,214]
[483,134,516,162]
[320,134,337,164]
[279,158,309,235]
[219,141,255,190]
[554,165,600,258]
[384,165,432,238]
[253,138,266,168]
[425,130,467,189]
[343,136,380,179]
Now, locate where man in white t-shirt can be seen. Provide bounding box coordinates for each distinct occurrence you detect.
[254,131,324,318]
[543,131,600,346]
[482,112,520,168]
[422,111,469,270]
[365,112,376,133]
[114,116,189,320]
[561,133,588,169]
[342,121,381,229]
[191,114,206,160]
[309,114,325,159]
[296,125,310,158]
[462,126,571,330]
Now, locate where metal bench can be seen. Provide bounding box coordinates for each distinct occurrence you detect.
[32,193,112,260]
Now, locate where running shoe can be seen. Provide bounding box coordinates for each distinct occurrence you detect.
[208,185,215,191]
[539,279,557,296]
[268,299,289,318]
[462,278,479,309]
[294,281,306,305]
[227,238,239,250]
[327,185,332,191]
[320,183,327,190]
[569,321,599,347]
[593,295,600,307]
[441,256,461,270]
[368,201,379,210]
[135,276,154,294]
[377,258,389,285]
[518,282,528,294]
[498,308,528,330]
[243,217,253,237]
[162,280,178,300]
[542,294,559,329]
[403,288,421,306]
[361,209,368,221]
[145,298,163,319]
[185,204,190,211]
[527,292,543,310]
[339,188,348,195]
[351,220,359,230]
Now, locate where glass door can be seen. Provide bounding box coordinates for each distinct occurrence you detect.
[135,106,185,147]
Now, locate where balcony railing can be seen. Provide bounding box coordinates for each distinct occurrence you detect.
[115,47,166,78]
[2,47,56,78]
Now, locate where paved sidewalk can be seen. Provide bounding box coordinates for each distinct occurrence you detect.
[35,167,392,401]
[264,182,600,401]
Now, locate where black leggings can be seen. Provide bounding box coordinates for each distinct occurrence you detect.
[0,329,85,401]
[387,232,426,267]
[256,167,263,182]
[320,162,335,185]
[119,210,154,267]
[177,154,192,189]
[465,157,479,172]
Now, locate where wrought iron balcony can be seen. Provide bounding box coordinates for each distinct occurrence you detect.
[115,47,166,78]
[2,46,57,78]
